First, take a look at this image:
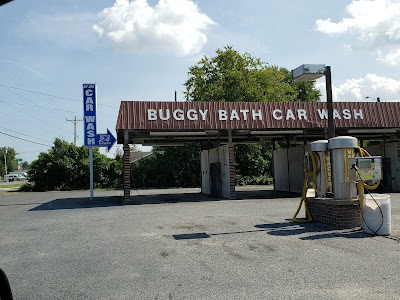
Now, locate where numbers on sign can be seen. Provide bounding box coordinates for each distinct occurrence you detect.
[99,135,110,144]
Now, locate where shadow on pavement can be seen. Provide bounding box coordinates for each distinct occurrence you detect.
[129,190,299,205]
[29,196,122,211]
[235,190,300,199]
[255,221,368,240]
[173,232,211,240]
[128,192,221,205]
[173,221,369,241]
[29,189,298,210]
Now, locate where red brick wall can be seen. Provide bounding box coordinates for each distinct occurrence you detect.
[229,145,235,196]
[123,144,131,204]
[307,199,361,228]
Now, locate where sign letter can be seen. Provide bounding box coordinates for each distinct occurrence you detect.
[286,109,295,120]
[297,109,307,120]
[173,109,185,121]
[218,110,228,120]
[343,109,351,120]
[199,109,208,120]
[230,110,240,121]
[273,109,282,120]
[252,110,262,120]
[148,109,157,120]
[187,109,198,121]
[159,109,170,121]
[318,109,328,120]
[354,109,363,119]
[240,109,249,120]
[333,109,341,119]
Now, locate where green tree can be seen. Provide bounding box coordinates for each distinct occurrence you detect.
[183,46,321,185]
[234,144,271,185]
[27,138,122,191]
[21,161,29,170]
[184,46,320,103]
[131,145,201,188]
[0,147,18,177]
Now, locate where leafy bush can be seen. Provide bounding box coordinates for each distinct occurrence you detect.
[27,139,122,191]
[235,174,273,186]
[131,144,201,189]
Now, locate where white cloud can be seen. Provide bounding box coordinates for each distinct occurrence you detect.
[315,0,400,65]
[315,73,400,102]
[92,0,215,56]
[378,48,400,65]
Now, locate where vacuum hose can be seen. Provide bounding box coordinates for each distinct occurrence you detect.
[292,151,318,223]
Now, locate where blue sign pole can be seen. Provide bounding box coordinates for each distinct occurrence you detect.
[83,84,97,200]
[89,147,94,199]
[83,83,117,200]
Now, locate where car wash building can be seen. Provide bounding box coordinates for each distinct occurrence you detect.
[116,101,400,227]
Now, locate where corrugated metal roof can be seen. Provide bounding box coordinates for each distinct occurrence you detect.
[116,101,400,131]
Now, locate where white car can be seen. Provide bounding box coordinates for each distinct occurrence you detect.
[4,174,19,182]
[17,175,27,180]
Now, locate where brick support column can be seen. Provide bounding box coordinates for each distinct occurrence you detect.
[229,145,235,197]
[123,143,130,204]
[307,198,361,229]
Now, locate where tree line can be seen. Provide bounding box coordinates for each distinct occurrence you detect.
[23,139,123,191]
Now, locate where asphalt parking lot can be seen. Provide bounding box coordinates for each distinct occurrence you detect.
[1,187,400,300]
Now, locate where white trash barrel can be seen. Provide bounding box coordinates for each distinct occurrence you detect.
[363,194,391,235]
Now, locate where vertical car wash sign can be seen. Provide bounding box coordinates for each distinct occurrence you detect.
[83,84,116,151]
[83,84,97,146]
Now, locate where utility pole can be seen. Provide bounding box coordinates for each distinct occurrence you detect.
[175,90,177,102]
[66,116,83,146]
[3,147,7,176]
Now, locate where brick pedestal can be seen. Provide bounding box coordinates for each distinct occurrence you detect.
[307,198,361,229]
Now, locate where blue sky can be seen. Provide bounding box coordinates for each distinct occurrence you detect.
[1,0,400,162]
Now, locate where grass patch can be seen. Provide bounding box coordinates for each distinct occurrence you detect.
[0,183,23,189]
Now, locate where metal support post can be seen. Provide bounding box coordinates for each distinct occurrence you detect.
[272,139,276,191]
[325,66,335,139]
[89,147,94,200]
[325,66,335,197]
[383,133,387,158]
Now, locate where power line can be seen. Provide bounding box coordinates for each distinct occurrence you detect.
[0,98,78,114]
[8,88,79,114]
[0,90,79,133]
[0,125,53,144]
[4,101,66,134]
[0,63,74,112]
[0,130,52,147]
[0,83,119,108]
[0,83,81,101]
[0,110,62,138]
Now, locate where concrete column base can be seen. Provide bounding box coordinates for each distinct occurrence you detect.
[307,198,361,229]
